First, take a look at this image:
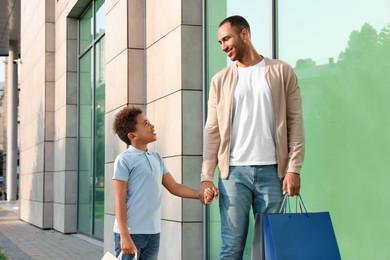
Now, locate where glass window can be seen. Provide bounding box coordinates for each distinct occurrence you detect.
[95,0,105,38]
[78,0,105,240]
[93,38,105,238]
[78,50,93,235]
[278,0,390,259]
[80,7,93,53]
[227,1,270,57]
[206,0,390,259]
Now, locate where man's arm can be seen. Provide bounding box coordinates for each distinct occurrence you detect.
[201,79,221,182]
[200,78,221,203]
[283,65,305,196]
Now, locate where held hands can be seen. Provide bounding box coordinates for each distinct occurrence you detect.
[199,181,218,205]
[204,187,218,204]
[282,172,301,196]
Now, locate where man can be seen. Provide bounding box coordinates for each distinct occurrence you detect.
[199,15,305,259]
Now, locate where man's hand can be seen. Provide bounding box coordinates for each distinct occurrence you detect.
[199,181,218,204]
[282,172,301,196]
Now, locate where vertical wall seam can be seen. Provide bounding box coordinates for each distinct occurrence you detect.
[143,0,147,112]
[201,1,207,259]
[270,0,278,59]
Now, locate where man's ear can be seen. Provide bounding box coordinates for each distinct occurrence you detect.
[241,28,250,41]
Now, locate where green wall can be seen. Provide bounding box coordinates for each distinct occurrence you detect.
[293,23,390,259]
[205,0,390,259]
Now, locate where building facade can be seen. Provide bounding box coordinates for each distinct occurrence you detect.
[1,0,389,259]
[17,0,204,258]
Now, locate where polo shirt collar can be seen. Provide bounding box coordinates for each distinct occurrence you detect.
[128,145,151,155]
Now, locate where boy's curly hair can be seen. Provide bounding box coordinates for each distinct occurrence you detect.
[112,106,143,145]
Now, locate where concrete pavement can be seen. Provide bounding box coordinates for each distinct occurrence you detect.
[0,200,104,259]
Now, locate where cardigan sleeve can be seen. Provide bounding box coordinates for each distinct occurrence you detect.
[201,77,221,182]
[285,65,305,174]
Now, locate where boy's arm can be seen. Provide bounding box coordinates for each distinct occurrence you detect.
[162,173,199,199]
[113,180,137,255]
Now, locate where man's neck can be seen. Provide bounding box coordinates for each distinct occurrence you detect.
[236,50,263,67]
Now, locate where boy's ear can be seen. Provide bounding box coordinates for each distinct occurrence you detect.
[127,132,136,141]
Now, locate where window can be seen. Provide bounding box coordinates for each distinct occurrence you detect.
[77,0,105,239]
[278,0,390,258]
[205,0,390,258]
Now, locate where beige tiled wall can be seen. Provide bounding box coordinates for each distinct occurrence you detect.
[106,51,128,112]
[19,0,55,229]
[20,0,205,257]
[104,0,146,254]
[49,0,80,233]
[159,221,203,260]
[146,0,181,48]
[146,0,204,258]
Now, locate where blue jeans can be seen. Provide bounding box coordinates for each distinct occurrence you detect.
[218,165,283,260]
[114,232,160,260]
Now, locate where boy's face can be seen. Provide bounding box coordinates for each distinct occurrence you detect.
[130,114,157,144]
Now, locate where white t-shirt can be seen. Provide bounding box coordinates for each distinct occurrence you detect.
[230,59,277,166]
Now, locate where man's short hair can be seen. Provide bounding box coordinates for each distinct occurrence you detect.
[219,15,251,35]
[112,106,143,145]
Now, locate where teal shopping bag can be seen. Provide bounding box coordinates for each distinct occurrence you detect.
[253,195,341,260]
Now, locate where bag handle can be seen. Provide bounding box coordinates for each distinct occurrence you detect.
[279,194,308,216]
[118,251,137,260]
[279,193,291,213]
[297,194,308,215]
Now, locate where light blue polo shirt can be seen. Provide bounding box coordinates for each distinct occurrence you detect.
[113,145,168,234]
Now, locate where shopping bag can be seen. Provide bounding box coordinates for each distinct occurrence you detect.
[251,213,265,260]
[101,251,118,260]
[252,195,341,260]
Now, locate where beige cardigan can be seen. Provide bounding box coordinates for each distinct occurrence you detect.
[201,58,305,181]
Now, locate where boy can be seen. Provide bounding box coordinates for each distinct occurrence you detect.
[112,106,216,260]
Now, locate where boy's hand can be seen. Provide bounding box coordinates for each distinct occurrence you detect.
[121,234,138,255]
[203,187,218,205]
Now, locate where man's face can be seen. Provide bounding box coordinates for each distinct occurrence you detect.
[217,22,246,61]
[132,114,157,144]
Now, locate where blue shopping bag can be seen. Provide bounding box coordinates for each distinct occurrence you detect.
[252,195,341,260]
